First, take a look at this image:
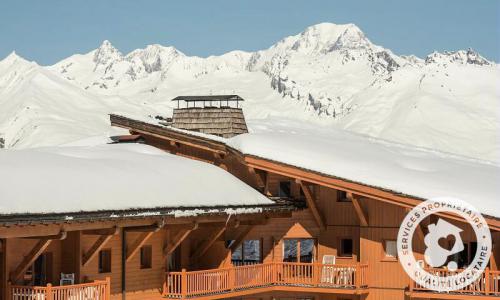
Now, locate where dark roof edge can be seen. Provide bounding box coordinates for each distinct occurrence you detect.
[0,203,296,226]
[172,95,244,101]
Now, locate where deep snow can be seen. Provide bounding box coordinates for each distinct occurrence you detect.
[0,143,273,215]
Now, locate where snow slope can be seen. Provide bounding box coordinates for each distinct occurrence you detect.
[0,22,498,162]
[0,143,273,215]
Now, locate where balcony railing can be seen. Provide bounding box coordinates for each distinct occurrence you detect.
[8,278,110,300]
[409,268,500,297]
[163,262,368,298]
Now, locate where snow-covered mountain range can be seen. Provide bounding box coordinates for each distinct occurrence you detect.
[1,23,499,162]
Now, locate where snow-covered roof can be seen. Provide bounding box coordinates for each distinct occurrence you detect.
[226,119,500,218]
[0,143,277,217]
[109,114,500,219]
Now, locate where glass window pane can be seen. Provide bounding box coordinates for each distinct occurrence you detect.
[243,240,260,263]
[300,239,314,263]
[385,240,397,258]
[279,182,291,198]
[231,244,243,262]
[283,239,298,262]
[340,239,353,257]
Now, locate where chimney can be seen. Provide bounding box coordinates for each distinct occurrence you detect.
[169,95,248,138]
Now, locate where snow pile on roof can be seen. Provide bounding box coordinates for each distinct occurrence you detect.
[0,143,273,215]
[227,119,500,218]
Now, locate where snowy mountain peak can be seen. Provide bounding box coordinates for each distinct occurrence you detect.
[1,51,27,65]
[0,51,36,72]
[289,23,364,53]
[425,48,492,66]
[93,40,122,66]
[329,24,372,51]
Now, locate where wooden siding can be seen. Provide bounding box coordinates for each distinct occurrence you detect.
[171,107,248,138]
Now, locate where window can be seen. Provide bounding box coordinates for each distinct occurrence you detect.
[339,239,353,257]
[283,239,315,263]
[384,240,397,260]
[448,241,478,269]
[98,249,111,273]
[279,181,291,198]
[337,190,350,202]
[140,245,152,269]
[231,240,261,265]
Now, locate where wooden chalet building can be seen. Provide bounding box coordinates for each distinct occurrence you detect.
[0,95,498,300]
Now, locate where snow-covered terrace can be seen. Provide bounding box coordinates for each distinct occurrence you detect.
[111,114,500,219]
[0,143,292,222]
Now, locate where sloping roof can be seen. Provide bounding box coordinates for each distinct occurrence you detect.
[227,119,500,219]
[172,95,244,102]
[0,143,278,217]
[109,114,500,220]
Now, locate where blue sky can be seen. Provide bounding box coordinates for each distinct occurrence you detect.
[1,0,498,65]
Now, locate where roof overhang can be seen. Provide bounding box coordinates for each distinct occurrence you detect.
[109,114,500,232]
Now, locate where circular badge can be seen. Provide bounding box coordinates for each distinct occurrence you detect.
[397,197,492,292]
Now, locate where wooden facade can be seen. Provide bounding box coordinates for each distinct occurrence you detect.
[109,114,500,300]
[0,112,498,300]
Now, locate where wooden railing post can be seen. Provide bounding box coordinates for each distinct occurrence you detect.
[484,268,490,295]
[46,283,53,300]
[181,268,187,299]
[409,272,414,292]
[272,262,277,284]
[314,263,321,285]
[229,264,235,291]
[7,281,11,300]
[355,263,360,289]
[106,277,111,300]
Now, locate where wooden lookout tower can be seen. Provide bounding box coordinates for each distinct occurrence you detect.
[170,95,248,138]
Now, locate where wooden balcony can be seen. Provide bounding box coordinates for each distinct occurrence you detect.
[163,262,369,299]
[408,268,500,299]
[8,278,110,300]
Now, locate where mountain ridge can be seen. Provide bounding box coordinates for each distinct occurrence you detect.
[0,22,498,163]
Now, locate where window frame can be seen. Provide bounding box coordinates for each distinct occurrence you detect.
[230,239,262,265]
[336,190,350,202]
[278,181,292,198]
[282,238,317,263]
[98,248,112,274]
[140,245,153,269]
[382,239,398,261]
[338,238,354,258]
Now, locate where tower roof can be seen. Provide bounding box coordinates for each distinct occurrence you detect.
[171,95,244,102]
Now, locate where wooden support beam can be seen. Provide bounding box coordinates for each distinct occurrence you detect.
[163,223,198,256]
[297,180,326,230]
[348,193,369,227]
[82,228,121,235]
[416,224,426,242]
[248,167,266,191]
[264,171,271,196]
[191,227,226,260]
[82,228,119,266]
[10,238,52,282]
[22,231,67,240]
[405,208,426,242]
[124,222,165,233]
[126,231,155,262]
[125,222,164,262]
[229,226,255,251]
